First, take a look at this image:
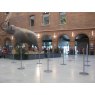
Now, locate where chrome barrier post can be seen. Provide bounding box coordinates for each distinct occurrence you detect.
[85,44,90,66]
[18,45,25,70]
[37,51,42,64]
[79,48,89,75]
[61,48,66,65]
[44,51,52,73]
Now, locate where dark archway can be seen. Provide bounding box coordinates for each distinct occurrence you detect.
[58,35,70,54]
[75,34,89,54]
[42,35,52,49]
[4,38,12,54]
[4,38,12,47]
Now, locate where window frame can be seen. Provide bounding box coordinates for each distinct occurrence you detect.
[42,12,50,26]
[30,15,35,26]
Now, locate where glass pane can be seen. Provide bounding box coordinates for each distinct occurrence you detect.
[30,16,35,26]
[43,13,49,25]
[59,12,66,24]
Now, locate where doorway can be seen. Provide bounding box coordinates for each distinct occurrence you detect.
[58,35,70,54]
[42,35,52,50]
[75,34,89,54]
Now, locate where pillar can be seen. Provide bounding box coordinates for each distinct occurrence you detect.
[69,39,75,55]
[52,32,58,49]
[0,39,2,47]
[10,35,17,54]
[52,37,58,52]
[89,37,95,55]
[37,38,42,51]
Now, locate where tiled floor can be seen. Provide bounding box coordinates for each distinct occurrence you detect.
[0,55,95,83]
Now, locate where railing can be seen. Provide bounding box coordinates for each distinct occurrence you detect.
[5,53,61,60]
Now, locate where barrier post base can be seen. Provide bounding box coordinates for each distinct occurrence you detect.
[18,67,25,70]
[60,63,66,65]
[12,61,16,63]
[86,61,90,62]
[44,70,52,73]
[37,63,42,64]
[79,72,89,75]
[84,64,90,66]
